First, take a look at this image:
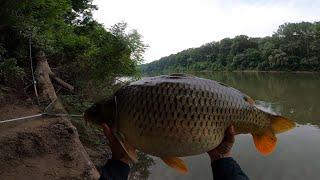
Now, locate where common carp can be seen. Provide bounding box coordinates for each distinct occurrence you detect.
[84,74,295,173]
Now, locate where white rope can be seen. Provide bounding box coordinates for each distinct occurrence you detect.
[0,113,83,124]
[29,36,40,105]
[44,113,83,117]
[0,114,43,124]
[44,98,57,112]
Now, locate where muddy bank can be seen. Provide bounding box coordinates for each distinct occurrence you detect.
[0,103,154,180]
[0,105,99,180]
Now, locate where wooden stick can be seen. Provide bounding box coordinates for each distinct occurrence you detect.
[49,74,74,92]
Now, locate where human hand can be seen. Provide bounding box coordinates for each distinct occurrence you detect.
[101,123,132,165]
[207,125,235,162]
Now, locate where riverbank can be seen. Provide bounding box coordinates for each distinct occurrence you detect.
[0,104,99,179]
[223,70,319,74]
[142,70,320,76]
[188,70,320,74]
[0,88,154,180]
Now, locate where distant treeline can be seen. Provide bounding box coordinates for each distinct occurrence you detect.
[141,22,320,74]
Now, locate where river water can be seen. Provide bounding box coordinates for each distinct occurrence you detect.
[148,72,320,180]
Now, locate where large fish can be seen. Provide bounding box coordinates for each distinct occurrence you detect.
[84,74,295,173]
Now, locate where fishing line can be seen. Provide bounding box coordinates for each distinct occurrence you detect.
[0,113,83,124]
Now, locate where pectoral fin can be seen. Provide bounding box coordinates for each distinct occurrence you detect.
[161,157,188,174]
[113,132,138,163]
[252,129,277,156]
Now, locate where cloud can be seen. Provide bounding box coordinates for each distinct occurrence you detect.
[93,0,320,63]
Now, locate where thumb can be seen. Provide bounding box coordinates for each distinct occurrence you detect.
[224,125,235,144]
[101,123,112,139]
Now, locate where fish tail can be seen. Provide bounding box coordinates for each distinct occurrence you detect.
[252,114,295,156]
[269,115,295,134]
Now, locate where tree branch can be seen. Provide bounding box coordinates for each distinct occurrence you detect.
[49,74,74,92]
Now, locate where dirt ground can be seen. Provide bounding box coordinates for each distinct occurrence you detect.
[0,93,153,180]
[0,105,100,180]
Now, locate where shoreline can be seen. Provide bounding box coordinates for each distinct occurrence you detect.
[141,70,320,76]
[190,70,320,74]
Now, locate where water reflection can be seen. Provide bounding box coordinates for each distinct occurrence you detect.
[149,72,320,180]
[196,72,320,127]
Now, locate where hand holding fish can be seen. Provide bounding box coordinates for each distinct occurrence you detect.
[207,125,235,161]
[102,123,236,164]
[102,123,132,165]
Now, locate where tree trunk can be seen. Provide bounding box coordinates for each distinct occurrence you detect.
[34,51,100,179]
[35,51,72,112]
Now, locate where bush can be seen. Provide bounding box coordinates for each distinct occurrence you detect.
[0,58,25,88]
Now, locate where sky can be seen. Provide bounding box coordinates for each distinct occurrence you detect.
[93,0,320,63]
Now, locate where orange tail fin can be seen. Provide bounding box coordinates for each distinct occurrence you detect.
[253,114,295,155]
[270,115,295,134]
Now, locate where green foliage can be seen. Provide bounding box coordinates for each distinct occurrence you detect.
[0,58,25,87]
[131,152,155,179]
[110,22,148,64]
[0,0,146,92]
[231,48,261,70]
[268,49,289,70]
[141,21,320,74]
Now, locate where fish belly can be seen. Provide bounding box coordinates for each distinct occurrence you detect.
[119,116,229,157]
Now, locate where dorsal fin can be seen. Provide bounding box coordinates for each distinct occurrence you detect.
[167,73,194,79]
[244,96,255,105]
[169,73,189,77]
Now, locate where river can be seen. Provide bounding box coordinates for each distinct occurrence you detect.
[148,72,320,180]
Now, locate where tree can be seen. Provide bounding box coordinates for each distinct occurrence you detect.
[230,35,257,55]
[110,22,148,64]
[268,49,289,70]
[231,48,261,70]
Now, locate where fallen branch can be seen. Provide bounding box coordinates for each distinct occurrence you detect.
[49,74,74,92]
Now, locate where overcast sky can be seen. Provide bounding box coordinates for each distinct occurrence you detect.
[93,0,320,63]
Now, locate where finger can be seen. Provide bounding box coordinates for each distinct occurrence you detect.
[224,126,235,143]
[101,123,112,138]
[229,125,235,135]
[229,125,241,135]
